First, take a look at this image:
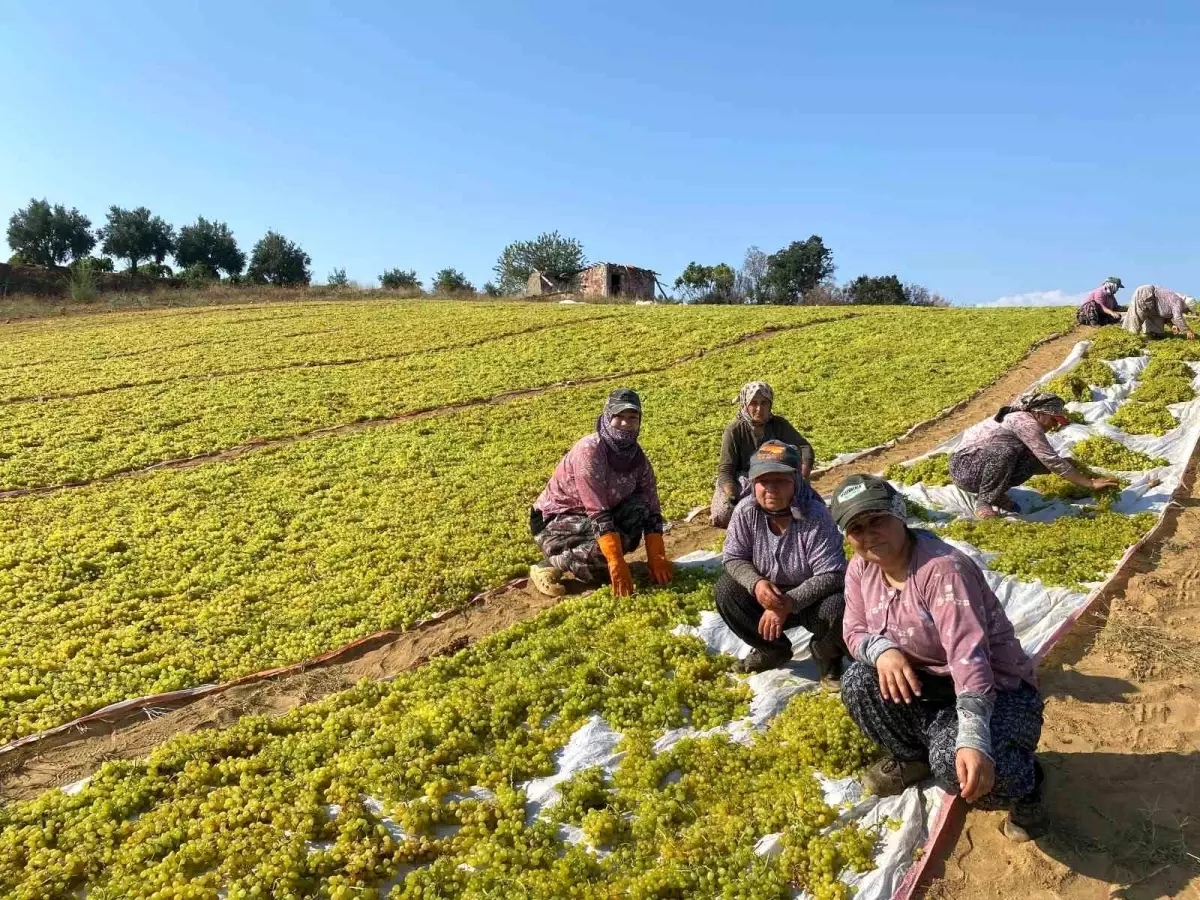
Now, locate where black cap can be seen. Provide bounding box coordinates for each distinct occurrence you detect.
[604,387,642,416]
[830,473,900,530]
[748,440,801,481]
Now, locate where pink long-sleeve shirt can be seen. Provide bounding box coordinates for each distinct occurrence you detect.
[533,433,663,534]
[843,530,1035,697]
[955,411,1074,476]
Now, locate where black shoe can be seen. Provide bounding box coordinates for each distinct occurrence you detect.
[815,653,843,688]
[734,646,792,674]
[863,757,932,797]
[1004,760,1047,842]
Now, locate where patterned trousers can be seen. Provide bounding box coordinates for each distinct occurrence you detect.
[949,436,1046,507]
[841,661,1044,809]
[530,497,652,584]
[710,474,752,528]
[713,571,846,662]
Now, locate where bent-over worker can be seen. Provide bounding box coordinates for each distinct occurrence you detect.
[949,392,1119,519]
[1075,277,1124,326]
[832,474,1047,842]
[529,387,673,597]
[715,440,847,680]
[711,381,815,528]
[1122,285,1196,340]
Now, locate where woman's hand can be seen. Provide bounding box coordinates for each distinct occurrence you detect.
[876,649,922,704]
[754,579,788,613]
[955,748,996,803]
[758,607,790,641]
[1090,476,1122,491]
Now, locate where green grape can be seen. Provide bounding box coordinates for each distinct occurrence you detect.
[1071,436,1168,471]
[1044,373,1091,403]
[1109,401,1178,436]
[1142,358,1194,381]
[1087,326,1145,361]
[1071,357,1118,388]
[1146,337,1200,362]
[942,511,1156,588]
[886,454,952,487]
[1128,375,1195,405]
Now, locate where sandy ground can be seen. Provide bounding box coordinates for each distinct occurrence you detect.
[919,462,1200,900]
[0,327,1086,801]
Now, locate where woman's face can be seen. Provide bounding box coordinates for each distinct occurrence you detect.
[845,511,908,565]
[1034,411,1063,432]
[753,472,795,512]
[611,410,641,433]
[746,396,772,425]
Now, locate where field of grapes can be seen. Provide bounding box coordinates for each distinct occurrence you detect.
[0,300,1072,741]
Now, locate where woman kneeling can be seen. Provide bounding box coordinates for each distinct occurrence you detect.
[711,381,814,528]
[529,388,673,597]
[715,440,847,680]
[950,392,1118,519]
[831,474,1047,842]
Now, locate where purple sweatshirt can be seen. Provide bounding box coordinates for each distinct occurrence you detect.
[844,530,1035,758]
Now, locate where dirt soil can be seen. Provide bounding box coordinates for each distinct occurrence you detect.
[0,326,1087,802]
[919,463,1200,900]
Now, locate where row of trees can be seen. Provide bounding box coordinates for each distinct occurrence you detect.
[674,237,949,306]
[6,199,313,286]
[8,201,951,304]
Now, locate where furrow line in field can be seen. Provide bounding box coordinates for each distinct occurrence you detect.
[0,314,855,500]
[0,312,624,391]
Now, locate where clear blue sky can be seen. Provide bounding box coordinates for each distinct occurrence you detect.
[3,1,1198,305]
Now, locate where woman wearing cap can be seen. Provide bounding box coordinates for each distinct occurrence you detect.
[831,474,1046,842]
[1075,277,1124,326]
[715,440,847,679]
[948,391,1119,519]
[528,387,673,597]
[711,382,815,528]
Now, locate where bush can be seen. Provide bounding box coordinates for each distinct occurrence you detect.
[327,268,349,288]
[380,268,421,290]
[246,231,312,286]
[68,259,99,303]
[182,262,218,287]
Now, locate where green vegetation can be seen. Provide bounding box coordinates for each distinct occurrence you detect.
[942,511,1157,588]
[0,575,880,900]
[1088,326,1145,361]
[886,453,952,487]
[1070,435,1168,471]
[1109,401,1178,436]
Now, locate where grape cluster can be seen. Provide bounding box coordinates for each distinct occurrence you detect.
[1045,373,1091,403]
[0,573,885,899]
[1087,326,1146,361]
[886,454,952,487]
[1070,436,1168,471]
[1109,401,1178,436]
[1071,357,1118,388]
[942,511,1156,588]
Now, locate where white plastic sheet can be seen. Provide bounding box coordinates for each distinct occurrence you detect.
[520,341,1200,899]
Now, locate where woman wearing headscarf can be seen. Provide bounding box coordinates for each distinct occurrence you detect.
[1075,277,1124,326]
[1122,285,1196,340]
[948,392,1119,519]
[831,474,1046,842]
[529,387,673,597]
[711,381,815,528]
[715,440,847,679]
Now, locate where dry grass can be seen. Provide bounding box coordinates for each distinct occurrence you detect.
[1097,607,1200,678]
[0,284,526,323]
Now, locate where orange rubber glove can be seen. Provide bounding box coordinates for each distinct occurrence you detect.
[645,532,673,585]
[597,532,634,597]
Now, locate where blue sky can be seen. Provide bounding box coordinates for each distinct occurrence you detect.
[3,1,1198,305]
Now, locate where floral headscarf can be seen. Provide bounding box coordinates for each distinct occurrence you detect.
[735,381,774,425]
[996,391,1068,424]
